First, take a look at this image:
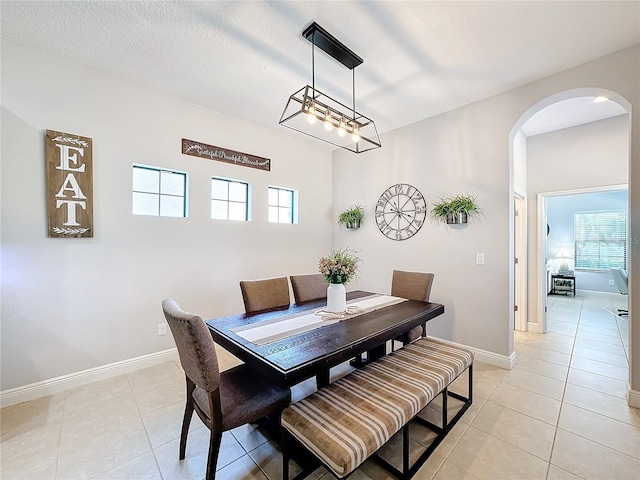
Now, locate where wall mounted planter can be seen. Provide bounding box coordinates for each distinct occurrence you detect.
[446,212,468,224]
[338,205,364,229]
[431,193,482,226]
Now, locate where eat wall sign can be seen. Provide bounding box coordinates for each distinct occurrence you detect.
[45,130,93,238]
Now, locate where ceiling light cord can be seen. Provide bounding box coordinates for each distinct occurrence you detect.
[351,68,360,143]
[306,29,317,125]
[352,68,356,120]
[311,30,315,99]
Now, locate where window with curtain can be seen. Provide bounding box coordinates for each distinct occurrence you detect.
[574,210,627,271]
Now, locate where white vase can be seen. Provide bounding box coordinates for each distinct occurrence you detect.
[326,283,347,313]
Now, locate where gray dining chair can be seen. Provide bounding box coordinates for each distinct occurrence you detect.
[290,273,327,303]
[391,270,435,348]
[162,299,291,480]
[239,276,291,313]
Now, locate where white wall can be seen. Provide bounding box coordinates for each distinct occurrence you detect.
[513,130,527,195]
[527,115,629,192]
[527,115,629,323]
[333,46,640,379]
[334,100,514,358]
[1,42,333,390]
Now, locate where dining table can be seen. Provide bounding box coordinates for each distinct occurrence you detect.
[205,290,445,388]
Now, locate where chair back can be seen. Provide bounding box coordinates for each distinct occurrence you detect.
[391,270,435,302]
[240,276,291,313]
[290,273,327,303]
[162,299,220,392]
[610,268,629,294]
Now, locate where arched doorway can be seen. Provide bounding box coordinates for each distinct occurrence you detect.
[509,88,631,336]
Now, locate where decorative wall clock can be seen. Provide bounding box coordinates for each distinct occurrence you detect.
[375,183,427,241]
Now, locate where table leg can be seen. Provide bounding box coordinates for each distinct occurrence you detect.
[368,344,387,362]
[316,369,330,389]
[350,343,389,369]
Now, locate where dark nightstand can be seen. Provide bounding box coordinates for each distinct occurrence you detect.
[551,274,576,297]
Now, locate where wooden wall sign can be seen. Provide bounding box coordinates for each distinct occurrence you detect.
[182,138,270,171]
[45,130,93,238]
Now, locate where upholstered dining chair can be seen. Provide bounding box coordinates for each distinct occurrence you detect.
[239,276,290,313]
[391,270,435,348]
[162,299,291,480]
[290,273,327,304]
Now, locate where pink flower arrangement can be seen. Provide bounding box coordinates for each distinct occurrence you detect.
[318,248,361,284]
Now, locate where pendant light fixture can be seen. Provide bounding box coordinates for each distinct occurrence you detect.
[279,23,381,154]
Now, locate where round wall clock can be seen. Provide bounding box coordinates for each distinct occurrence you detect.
[375,183,427,241]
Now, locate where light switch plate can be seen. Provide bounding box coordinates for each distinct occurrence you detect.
[476,253,485,265]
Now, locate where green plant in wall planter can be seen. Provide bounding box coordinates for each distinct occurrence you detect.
[338,205,364,229]
[430,193,482,225]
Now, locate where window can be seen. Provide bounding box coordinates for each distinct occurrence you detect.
[211,177,249,221]
[132,165,187,217]
[574,210,627,271]
[268,186,297,224]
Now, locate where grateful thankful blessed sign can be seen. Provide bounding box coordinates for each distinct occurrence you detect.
[181,138,271,171]
[45,130,93,238]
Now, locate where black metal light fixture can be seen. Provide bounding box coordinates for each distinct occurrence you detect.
[279,23,381,154]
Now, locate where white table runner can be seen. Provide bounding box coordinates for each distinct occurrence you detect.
[232,294,407,346]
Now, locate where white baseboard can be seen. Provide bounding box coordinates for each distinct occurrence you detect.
[474,348,517,370]
[431,336,515,370]
[628,387,640,409]
[528,321,543,333]
[0,339,523,408]
[0,348,179,408]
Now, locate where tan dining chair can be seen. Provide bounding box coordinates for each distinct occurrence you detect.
[239,276,290,313]
[162,299,291,480]
[391,270,435,348]
[290,273,327,303]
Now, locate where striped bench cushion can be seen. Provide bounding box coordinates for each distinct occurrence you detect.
[281,337,473,478]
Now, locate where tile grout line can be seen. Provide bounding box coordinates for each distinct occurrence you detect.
[545,294,582,480]
[54,391,66,480]
[126,368,165,480]
[612,299,631,362]
[546,294,638,477]
[231,431,272,480]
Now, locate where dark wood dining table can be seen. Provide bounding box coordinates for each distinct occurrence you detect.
[206,290,445,388]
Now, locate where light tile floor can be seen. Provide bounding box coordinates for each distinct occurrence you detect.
[1,291,638,480]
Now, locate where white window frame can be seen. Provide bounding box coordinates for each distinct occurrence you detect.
[574,209,627,271]
[132,164,188,217]
[211,176,251,221]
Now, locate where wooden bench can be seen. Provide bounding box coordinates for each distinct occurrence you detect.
[281,337,474,479]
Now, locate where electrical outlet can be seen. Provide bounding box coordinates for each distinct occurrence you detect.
[158,323,167,336]
[609,280,615,286]
[476,253,485,265]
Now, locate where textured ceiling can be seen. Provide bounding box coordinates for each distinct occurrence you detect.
[2,1,639,147]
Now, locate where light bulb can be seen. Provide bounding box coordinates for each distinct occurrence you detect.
[338,120,347,137]
[307,102,316,124]
[324,112,333,131]
[594,96,609,103]
[351,125,360,143]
